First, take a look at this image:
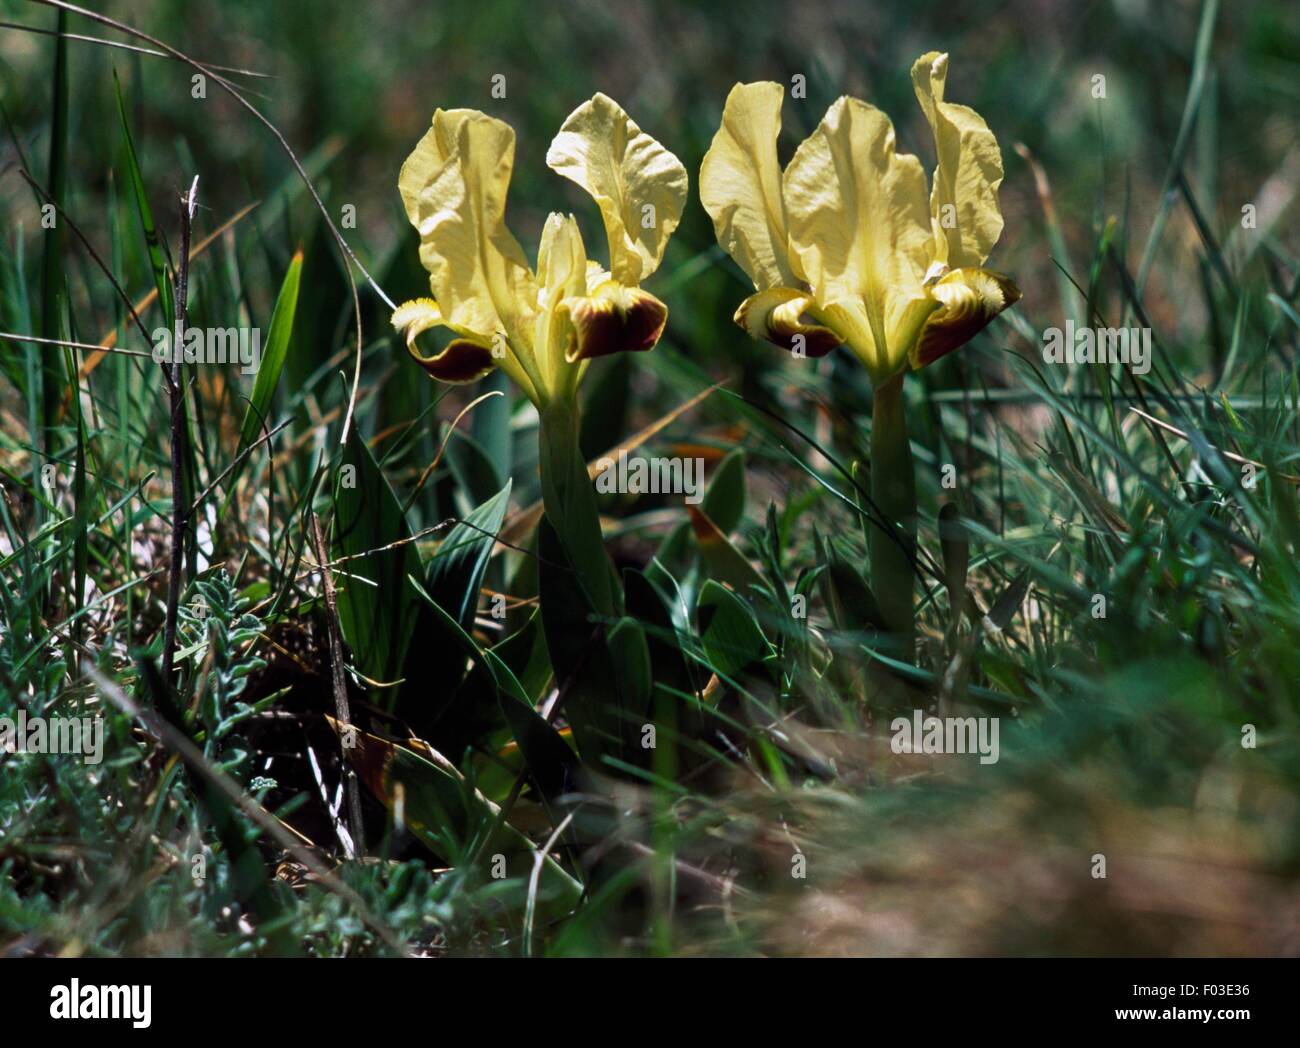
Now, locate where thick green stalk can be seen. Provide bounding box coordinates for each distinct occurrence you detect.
[870,372,916,655]
[537,395,616,618]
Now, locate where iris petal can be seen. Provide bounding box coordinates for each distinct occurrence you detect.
[546,94,688,287]
[562,284,668,362]
[910,268,1021,368]
[699,81,800,290]
[911,52,1005,271]
[735,288,841,358]
[392,298,498,384]
[782,96,934,375]
[398,110,537,346]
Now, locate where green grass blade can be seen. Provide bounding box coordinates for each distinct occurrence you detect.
[239,248,302,449]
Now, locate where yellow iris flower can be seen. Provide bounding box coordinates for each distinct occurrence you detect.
[700,52,1020,383]
[392,94,688,407]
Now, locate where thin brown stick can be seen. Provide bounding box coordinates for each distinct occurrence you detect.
[161,177,196,680]
[80,200,260,381]
[311,512,365,857]
[402,391,502,513]
[0,331,151,358]
[497,382,722,546]
[186,417,293,516]
[1128,406,1300,483]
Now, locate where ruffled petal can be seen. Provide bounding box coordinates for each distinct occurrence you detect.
[700,81,799,290]
[398,109,537,342]
[782,96,934,373]
[546,93,688,286]
[560,282,668,362]
[911,52,1005,270]
[910,268,1020,368]
[392,298,498,384]
[734,287,841,358]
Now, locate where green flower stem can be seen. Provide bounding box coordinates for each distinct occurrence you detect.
[538,395,616,618]
[870,371,916,654]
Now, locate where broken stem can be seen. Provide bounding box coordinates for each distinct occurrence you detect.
[161,177,197,680]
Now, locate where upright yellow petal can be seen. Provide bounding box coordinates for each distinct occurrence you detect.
[782,97,934,375]
[535,212,589,391]
[545,93,688,286]
[699,82,799,290]
[398,108,468,223]
[398,109,537,343]
[536,213,588,306]
[911,52,1005,270]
